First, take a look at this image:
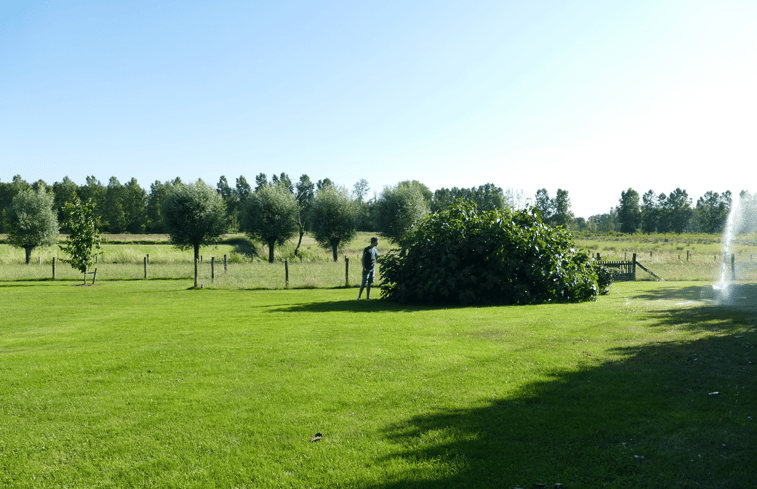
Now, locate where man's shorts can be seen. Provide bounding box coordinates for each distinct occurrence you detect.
[361,268,375,285]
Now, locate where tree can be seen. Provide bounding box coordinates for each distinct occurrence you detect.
[162,180,227,288]
[641,190,658,233]
[316,178,333,192]
[696,191,731,234]
[241,183,299,263]
[293,174,315,255]
[431,184,503,213]
[104,176,127,233]
[234,176,253,231]
[254,173,268,192]
[380,201,606,306]
[0,175,30,233]
[216,175,237,232]
[617,188,642,233]
[7,187,59,264]
[534,189,554,224]
[310,185,358,261]
[472,183,506,211]
[59,196,102,284]
[271,173,293,194]
[353,179,370,203]
[664,188,692,234]
[123,178,147,234]
[79,176,106,228]
[376,182,430,250]
[552,189,574,228]
[146,180,169,233]
[52,177,80,228]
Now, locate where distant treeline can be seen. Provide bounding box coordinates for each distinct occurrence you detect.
[2,175,752,236]
[584,188,757,235]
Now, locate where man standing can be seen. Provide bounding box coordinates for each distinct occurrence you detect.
[357,237,379,300]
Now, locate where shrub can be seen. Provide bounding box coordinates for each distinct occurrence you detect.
[380,201,606,305]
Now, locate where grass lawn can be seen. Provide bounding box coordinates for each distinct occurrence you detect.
[1,280,756,488]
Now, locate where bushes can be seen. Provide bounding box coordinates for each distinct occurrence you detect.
[380,201,607,305]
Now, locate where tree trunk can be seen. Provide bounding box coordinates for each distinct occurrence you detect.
[294,228,304,256]
[193,244,200,288]
[268,239,275,263]
[24,246,32,265]
[331,239,339,262]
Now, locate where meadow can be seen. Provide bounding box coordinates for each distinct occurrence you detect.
[1,280,755,488]
[3,232,757,285]
[0,233,381,287]
[2,232,757,487]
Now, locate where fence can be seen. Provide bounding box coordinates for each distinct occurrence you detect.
[595,253,667,281]
[1,254,367,289]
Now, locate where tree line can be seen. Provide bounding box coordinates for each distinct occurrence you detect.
[0,174,533,236]
[1,174,539,270]
[589,188,757,235]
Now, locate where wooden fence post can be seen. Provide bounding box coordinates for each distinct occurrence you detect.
[52,257,56,280]
[632,253,637,280]
[224,254,227,272]
[285,260,289,288]
[345,257,349,286]
[144,256,148,279]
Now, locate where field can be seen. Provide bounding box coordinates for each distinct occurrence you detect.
[0,233,382,287]
[2,278,757,488]
[3,232,757,285]
[2,232,756,487]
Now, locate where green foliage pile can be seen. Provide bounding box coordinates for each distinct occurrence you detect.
[381,201,608,305]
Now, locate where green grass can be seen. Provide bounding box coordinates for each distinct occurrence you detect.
[1,280,755,488]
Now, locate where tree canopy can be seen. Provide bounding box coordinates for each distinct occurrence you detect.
[376,182,430,250]
[242,183,299,263]
[162,180,227,287]
[59,196,102,283]
[309,185,358,262]
[7,187,59,264]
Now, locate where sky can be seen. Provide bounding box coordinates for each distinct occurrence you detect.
[2,0,756,218]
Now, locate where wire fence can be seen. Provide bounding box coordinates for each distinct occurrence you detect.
[0,256,377,289]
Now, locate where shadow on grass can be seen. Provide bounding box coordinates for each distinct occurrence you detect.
[355,286,757,489]
[269,299,424,313]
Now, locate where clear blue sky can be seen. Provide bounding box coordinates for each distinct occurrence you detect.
[2,0,755,218]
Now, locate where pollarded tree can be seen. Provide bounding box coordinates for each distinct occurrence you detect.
[380,200,607,306]
[59,196,103,284]
[310,185,358,262]
[7,187,59,264]
[376,182,430,251]
[162,180,227,288]
[241,183,299,263]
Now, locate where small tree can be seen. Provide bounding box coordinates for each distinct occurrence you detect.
[310,185,358,261]
[162,180,227,288]
[8,187,59,264]
[242,183,299,263]
[59,197,102,284]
